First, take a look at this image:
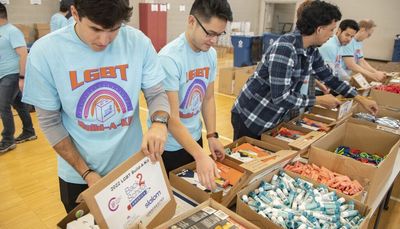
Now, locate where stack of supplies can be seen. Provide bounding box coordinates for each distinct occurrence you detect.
[353,112,400,129]
[374,84,400,94]
[176,162,243,196]
[241,171,365,228]
[284,161,364,196]
[67,211,99,229]
[169,206,248,229]
[335,146,385,166]
[225,143,273,163]
[294,117,331,132]
[271,127,305,142]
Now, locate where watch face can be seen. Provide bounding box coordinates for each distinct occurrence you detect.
[152,115,168,124]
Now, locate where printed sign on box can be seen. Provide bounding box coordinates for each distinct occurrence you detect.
[94,157,170,228]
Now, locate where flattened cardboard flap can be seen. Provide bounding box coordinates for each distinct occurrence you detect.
[80,152,176,229]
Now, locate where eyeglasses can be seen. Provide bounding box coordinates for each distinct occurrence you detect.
[192,15,226,38]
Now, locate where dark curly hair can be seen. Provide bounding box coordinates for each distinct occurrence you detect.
[339,19,359,32]
[296,1,341,36]
[190,0,233,22]
[74,0,132,29]
[0,3,7,19]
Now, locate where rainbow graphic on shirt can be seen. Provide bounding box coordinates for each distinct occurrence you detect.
[179,79,207,119]
[75,81,133,131]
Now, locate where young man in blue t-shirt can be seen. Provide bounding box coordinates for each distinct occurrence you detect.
[50,0,73,32]
[316,19,359,96]
[0,3,37,153]
[158,0,232,190]
[22,0,170,212]
[342,19,386,82]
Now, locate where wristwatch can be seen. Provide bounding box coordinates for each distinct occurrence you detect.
[206,132,219,139]
[151,114,169,125]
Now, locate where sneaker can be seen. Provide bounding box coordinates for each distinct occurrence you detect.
[15,133,38,144]
[0,142,16,153]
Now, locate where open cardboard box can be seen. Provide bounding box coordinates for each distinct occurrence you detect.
[370,88,400,110]
[288,113,336,132]
[57,152,176,229]
[261,122,326,155]
[154,199,258,229]
[169,137,298,207]
[236,169,371,229]
[218,65,256,96]
[233,65,257,96]
[310,98,357,125]
[285,159,370,204]
[350,103,400,135]
[218,67,235,95]
[309,121,400,206]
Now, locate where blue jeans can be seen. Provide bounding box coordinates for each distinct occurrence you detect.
[0,73,35,144]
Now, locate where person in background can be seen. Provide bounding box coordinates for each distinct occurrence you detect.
[316,19,359,96]
[231,1,378,141]
[342,19,386,82]
[50,0,74,32]
[22,0,170,212]
[0,3,37,153]
[158,0,233,190]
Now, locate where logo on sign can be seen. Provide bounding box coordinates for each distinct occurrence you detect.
[108,197,121,212]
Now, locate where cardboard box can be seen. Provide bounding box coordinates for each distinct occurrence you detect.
[58,152,177,229]
[236,170,371,229]
[35,23,50,38]
[295,155,370,203]
[170,137,298,207]
[261,122,326,155]
[14,24,36,44]
[233,65,256,96]
[224,136,292,164]
[215,45,227,58]
[370,88,400,108]
[154,199,258,229]
[350,103,400,135]
[310,121,400,206]
[218,67,235,95]
[310,99,357,124]
[289,113,336,132]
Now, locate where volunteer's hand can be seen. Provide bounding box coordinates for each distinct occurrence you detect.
[316,94,342,109]
[85,171,102,187]
[195,153,220,191]
[372,71,387,82]
[355,95,378,116]
[208,137,225,161]
[316,80,330,95]
[142,122,167,163]
[19,78,24,92]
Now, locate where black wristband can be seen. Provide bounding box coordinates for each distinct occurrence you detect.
[19,75,25,79]
[81,169,94,180]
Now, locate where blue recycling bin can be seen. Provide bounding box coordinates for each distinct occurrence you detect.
[392,37,400,62]
[262,32,281,53]
[231,35,257,67]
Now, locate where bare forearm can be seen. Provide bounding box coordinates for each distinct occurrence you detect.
[346,60,375,81]
[19,54,27,76]
[359,59,377,73]
[201,97,217,133]
[53,137,90,176]
[168,117,205,159]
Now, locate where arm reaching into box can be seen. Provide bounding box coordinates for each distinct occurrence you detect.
[35,107,102,187]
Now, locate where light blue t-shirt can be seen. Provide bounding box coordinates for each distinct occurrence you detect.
[318,35,349,81]
[341,38,363,75]
[50,13,68,32]
[22,24,164,184]
[0,23,26,78]
[158,33,217,151]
